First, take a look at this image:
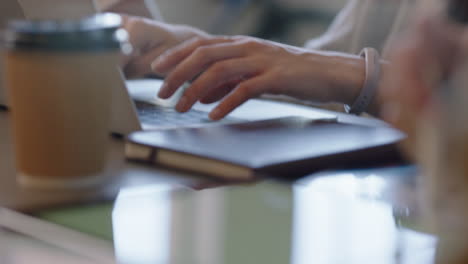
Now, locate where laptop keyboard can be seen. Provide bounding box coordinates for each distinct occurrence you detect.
[135,101,240,127]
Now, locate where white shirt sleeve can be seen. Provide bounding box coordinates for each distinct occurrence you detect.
[94,0,163,20]
[304,0,363,53]
[304,0,412,56]
[94,0,120,11]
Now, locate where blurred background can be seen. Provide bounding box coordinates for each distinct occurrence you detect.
[149,0,346,46]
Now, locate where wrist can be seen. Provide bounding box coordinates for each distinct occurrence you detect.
[325,53,366,106]
[282,51,365,104]
[170,24,212,42]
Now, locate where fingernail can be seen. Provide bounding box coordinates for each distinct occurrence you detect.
[158,83,170,98]
[209,109,222,120]
[176,96,189,112]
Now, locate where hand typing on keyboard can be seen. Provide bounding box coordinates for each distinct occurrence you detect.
[135,101,240,127]
[122,16,371,121]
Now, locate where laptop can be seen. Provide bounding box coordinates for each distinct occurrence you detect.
[0,0,336,135]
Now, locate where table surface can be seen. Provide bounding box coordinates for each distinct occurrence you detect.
[0,99,387,212]
[0,104,435,264]
[0,166,437,264]
[0,109,201,212]
[109,167,436,264]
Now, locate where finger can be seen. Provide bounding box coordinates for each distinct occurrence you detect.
[200,79,242,104]
[151,37,233,74]
[379,46,410,107]
[419,16,465,73]
[401,42,435,110]
[124,44,168,78]
[158,42,249,99]
[383,35,429,107]
[382,101,418,161]
[461,28,468,49]
[120,17,143,68]
[121,17,167,76]
[209,74,271,120]
[383,42,430,133]
[175,58,258,112]
[122,17,156,54]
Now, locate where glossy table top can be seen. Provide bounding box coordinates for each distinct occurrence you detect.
[0,110,204,212]
[0,166,436,264]
[0,104,436,264]
[111,166,436,264]
[0,102,386,212]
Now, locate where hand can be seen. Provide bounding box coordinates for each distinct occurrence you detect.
[152,36,366,120]
[121,15,211,78]
[379,15,468,159]
[380,13,468,264]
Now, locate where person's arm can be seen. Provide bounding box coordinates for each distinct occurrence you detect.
[125,0,415,119]
[380,11,468,264]
[379,13,467,157]
[146,0,414,119]
[151,36,367,120]
[121,16,212,78]
[121,16,371,120]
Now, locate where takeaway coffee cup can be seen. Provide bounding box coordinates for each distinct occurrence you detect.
[3,13,126,188]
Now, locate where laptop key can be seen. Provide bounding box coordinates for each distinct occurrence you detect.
[134,101,241,127]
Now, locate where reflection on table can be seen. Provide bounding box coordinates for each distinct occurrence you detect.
[112,166,436,264]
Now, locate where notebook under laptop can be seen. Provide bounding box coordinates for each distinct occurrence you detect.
[0,0,336,135]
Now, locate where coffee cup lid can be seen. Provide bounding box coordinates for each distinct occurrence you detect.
[4,13,127,52]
